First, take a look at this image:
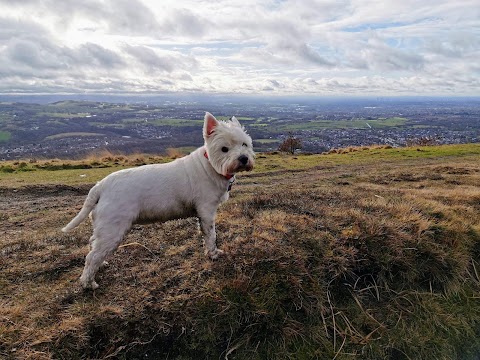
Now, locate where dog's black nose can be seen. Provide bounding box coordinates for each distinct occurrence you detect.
[238,155,249,165]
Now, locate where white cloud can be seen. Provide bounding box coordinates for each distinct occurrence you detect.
[0,0,478,95]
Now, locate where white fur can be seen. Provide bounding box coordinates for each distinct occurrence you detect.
[62,112,254,289]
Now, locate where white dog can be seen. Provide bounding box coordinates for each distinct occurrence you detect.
[62,112,254,289]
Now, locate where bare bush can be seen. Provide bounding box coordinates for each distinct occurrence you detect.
[279,133,302,154]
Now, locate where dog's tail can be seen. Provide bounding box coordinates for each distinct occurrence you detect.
[62,183,101,233]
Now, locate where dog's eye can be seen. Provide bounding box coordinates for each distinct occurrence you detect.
[242,143,247,147]
[221,146,229,153]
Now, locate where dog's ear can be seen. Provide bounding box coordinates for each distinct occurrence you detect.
[230,116,241,128]
[204,112,218,137]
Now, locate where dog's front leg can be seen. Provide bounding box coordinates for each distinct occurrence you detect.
[198,209,224,259]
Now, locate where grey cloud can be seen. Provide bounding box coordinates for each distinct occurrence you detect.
[268,79,284,88]
[5,1,209,38]
[0,17,48,40]
[104,0,160,35]
[345,37,425,72]
[174,72,193,81]
[297,43,335,67]
[2,37,124,72]
[426,32,480,58]
[7,39,56,70]
[74,43,125,68]
[372,46,424,71]
[273,0,351,22]
[2,0,160,36]
[229,9,334,68]
[267,40,335,68]
[124,45,175,72]
[123,44,198,73]
[161,8,208,37]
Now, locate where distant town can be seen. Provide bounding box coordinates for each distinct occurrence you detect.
[0,95,478,159]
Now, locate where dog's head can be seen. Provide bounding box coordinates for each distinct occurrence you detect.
[203,112,255,177]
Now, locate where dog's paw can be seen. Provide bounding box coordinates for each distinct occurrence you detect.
[80,277,99,290]
[207,248,224,260]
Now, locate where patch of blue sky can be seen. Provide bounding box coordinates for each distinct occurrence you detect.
[151,41,262,51]
[269,0,288,10]
[385,37,423,49]
[342,21,412,32]
[343,17,442,33]
[384,38,399,47]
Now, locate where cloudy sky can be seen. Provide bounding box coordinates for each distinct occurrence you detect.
[0,0,479,96]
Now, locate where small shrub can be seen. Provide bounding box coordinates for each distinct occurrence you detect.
[0,165,15,173]
[279,133,302,154]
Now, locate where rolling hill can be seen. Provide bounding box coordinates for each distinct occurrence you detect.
[1,144,479,359]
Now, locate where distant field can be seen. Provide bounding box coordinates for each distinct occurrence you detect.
[45,132,104,140]
[215,116,256,122]
[123,118,204,127]
[254,139,279,144]
[278,117,408,130]
[38,112,91,118]
[124,117,252,127]
[88,121,125,129]
[0,130,11,142]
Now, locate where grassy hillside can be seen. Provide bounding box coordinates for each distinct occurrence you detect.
[1,144,479,359]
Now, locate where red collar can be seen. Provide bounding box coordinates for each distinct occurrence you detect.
[204,151,234,180]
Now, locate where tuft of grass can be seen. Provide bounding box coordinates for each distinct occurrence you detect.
[0,144,479,359]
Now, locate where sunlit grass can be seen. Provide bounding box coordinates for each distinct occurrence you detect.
[1,144,479,188]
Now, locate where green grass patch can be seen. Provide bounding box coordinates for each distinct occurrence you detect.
[279,117,408,130]
[45,132,104,140]
[46,120,68,126]
[0,130,11,142]
[152,118,204,126]
[123,118,204,127]
[255,139,279,144]
[37,112,91,118]
[89,121,126,129]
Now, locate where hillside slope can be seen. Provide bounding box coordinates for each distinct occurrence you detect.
[1,145,480,359]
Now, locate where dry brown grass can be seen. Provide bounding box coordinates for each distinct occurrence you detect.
[0,149,479,359]
[165,148,186,159]
[0,151,170,174]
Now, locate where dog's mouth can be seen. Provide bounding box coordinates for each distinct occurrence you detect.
[242,163,254,172]
[226,160,254,175]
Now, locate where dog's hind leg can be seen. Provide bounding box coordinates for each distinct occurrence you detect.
[80,221,131,289]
